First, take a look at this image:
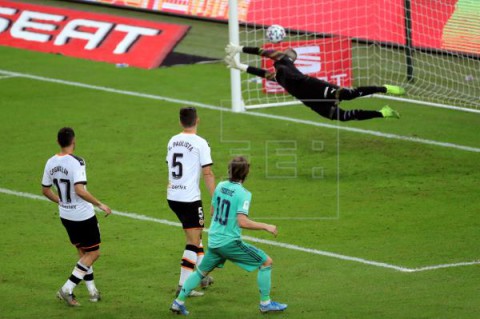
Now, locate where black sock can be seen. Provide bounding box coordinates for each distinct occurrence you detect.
[339,86,386,100]
[356,86,387,96]
[335,109,383,121]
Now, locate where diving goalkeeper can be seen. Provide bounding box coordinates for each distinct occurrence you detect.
[225,44,405,121]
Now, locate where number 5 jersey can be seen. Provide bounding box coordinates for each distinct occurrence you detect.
[166,133,213,202]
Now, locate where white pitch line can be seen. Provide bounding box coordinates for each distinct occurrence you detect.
[1,68,479,154]
[0,75,18,80]
[240,235,412,272]
[409,261,480,273]
[1,187,479,273]
[255,217,338,220]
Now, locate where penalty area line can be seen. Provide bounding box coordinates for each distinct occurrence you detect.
[0,68,479,154]
[1,187,479,273]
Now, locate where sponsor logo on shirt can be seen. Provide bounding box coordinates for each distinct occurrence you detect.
[60,204,77,209]
[170,184,187,190]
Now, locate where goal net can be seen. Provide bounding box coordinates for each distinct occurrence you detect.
[229,0,480,111]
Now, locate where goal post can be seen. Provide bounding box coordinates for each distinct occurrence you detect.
[228,0,480,112]
[228,0,244,112]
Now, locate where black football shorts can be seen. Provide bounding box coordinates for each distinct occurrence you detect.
[168,200,205,229]
[61,215,101,252]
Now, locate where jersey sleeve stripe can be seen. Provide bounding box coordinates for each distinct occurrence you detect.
[202,163,213,168]
[74,181,87,185]
[42,183,52,187]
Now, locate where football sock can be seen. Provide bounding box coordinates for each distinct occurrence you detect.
[334,109,383,121]
[357,86,387,95]
[177,270,203,302]
[338,86,387,101]
[62,261,89,293]
[84,266,97,294]
[257,265,272,302]
[196,242,205,267]
[179,244,198,286]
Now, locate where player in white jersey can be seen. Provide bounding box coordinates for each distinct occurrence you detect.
[41,127,111,307]
[166,107,216,297]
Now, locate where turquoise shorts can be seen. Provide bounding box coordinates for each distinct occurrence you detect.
[197,240,268,273]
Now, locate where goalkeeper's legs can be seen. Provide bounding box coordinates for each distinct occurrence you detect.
[338,85,405,101]
[331,105,401,121]
[308,103,384,121]
[337,86,387,101]
[332,106,383,121]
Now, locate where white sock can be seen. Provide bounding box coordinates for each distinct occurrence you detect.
[84,266,97,294]
[62,261,89,294]
[62,280,77,294]
[179,245,197,286]
[197,241,205,267]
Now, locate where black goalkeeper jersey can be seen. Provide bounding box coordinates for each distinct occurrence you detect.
[274,56,339,105]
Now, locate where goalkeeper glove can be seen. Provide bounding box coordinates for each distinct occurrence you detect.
[224,55,248,72]
[225,43,244,56]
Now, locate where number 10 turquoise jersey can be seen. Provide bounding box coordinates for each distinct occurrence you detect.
[208,181,252,249]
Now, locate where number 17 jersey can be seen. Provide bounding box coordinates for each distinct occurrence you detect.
[41,154,94,221]
[166,133,213,202]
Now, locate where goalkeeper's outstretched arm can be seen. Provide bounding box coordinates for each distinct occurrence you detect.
[225,43,285,61]
[247,66,276,81]
[224,55,276,81]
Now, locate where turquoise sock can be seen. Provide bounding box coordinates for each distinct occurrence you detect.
[257,265,272,302]
[178,270,203,302]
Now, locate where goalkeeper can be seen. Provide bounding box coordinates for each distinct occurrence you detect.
[225,44,405,121]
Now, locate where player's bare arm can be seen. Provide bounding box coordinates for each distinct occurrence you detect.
[74,184,112,216]
[42,186,60,204]
[202,165,216,197]
[237,213,278,237]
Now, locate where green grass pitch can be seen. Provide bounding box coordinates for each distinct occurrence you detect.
[0,1,479,318]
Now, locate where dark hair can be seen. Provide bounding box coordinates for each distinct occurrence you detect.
[284,48,297,62]
[57,127,75,148]
[180,107,197,128]
[228,156,250,182]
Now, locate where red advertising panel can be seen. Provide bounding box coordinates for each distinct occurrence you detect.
[88,0,251,20]
[75,0,479,55]
[261,39,352,94]
[0,0,189,68]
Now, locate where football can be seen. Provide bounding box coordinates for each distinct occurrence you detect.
[266,24,286,43]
